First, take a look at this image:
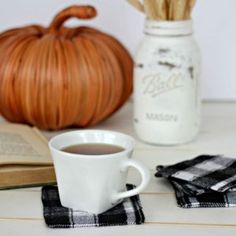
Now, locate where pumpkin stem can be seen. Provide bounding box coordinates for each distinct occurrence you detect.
[48,5,97,33]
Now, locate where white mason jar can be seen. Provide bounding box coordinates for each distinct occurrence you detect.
[134,20,201,145]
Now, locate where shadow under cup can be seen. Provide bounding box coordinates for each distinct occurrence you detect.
[48,130,150,214]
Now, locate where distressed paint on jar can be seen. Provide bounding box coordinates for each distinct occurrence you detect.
[134,20,201,145]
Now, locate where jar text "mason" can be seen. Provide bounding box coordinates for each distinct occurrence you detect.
[146,113,178,122]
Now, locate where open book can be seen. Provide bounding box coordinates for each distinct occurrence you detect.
[0,123,56,189]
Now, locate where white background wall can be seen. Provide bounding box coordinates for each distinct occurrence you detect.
[0,0,235,100]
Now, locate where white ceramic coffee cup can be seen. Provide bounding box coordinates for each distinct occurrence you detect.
[49,130,150,214]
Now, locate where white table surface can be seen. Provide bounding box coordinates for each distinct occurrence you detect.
[1,101,236,236]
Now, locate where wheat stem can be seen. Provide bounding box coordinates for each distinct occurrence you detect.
[127,0,197,21]
[127,0,144,12]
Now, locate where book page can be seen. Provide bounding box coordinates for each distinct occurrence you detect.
[0,124,53,165]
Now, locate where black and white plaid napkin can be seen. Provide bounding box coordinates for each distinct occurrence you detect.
[42,184,145,228]
[155,155,236,208]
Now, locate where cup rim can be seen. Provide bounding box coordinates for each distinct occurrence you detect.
[48,129,135,159]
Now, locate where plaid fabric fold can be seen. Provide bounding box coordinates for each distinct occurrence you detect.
[155,155,236,208]
[170,180,236,208]
[156,155,236,192]
[42,184,145,228]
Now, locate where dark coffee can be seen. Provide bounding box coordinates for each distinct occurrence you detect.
[61,143,125,155]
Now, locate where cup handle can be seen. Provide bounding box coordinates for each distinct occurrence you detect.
[112,159,150,203]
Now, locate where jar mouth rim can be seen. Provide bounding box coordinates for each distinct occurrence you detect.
[144,19,193,36]
[145,19,193,27]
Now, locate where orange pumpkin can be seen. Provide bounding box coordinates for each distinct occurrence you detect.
[0,5,133,130]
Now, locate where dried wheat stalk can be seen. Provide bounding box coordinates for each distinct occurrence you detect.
[127,0,144,12]
[127,0,197,21]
